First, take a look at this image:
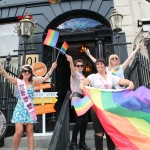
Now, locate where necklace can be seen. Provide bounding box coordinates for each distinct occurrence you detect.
[112,66,120,75]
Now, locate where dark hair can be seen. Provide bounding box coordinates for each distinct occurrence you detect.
[73,59,84,67]
[95,58,107,67]
[19,66,33,82]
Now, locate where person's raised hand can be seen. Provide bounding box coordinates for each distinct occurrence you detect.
[65,54,73,62]
[51,62,57,69]
[0,64,5,74]
[86,48,90,56]
[136,42,142,50]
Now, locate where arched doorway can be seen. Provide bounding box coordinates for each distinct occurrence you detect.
[43,10,113,123]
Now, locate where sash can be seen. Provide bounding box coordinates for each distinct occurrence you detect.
[17,79,37,122]
[70,72,85,94]
[77,72,85,81]
[96,73,109,89]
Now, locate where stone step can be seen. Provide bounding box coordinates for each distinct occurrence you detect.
[3,135,52,149]
[0,130,110,150]
[0,129,119,150]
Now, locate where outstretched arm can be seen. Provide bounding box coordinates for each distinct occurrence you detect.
[33,62,57,85]
[86,48,96,63]
[80,78,91,90]
[118,78,134,90]
[122,43,142,71]
[0,64,17,85]
[65,54,76,77]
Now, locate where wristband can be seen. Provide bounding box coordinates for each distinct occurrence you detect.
[85,51,89,56]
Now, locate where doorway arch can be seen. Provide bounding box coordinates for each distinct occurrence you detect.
[43,9,113,123]
[45,9,111,30]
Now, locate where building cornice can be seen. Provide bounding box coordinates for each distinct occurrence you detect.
[0,0,83,8]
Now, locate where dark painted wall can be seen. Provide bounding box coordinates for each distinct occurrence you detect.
[0,0,114,63]
[0,0,130,120]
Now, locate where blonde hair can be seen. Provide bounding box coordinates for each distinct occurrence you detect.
[108,54,120,70]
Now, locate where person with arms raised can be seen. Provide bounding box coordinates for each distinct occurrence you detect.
[66,54,90,150]
[0,62,57,150]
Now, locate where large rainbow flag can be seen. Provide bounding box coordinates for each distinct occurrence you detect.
[73,95,93,116]
[43,29,59,47]
[74,86,150,150]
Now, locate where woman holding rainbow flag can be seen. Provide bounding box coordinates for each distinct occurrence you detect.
[66,54,90,150]
[80,58,134,150]
[0,62,57,150]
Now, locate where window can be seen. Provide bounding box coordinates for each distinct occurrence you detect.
[57,17,107,33]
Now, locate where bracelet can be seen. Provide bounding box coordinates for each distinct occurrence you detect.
[85,51,89,56]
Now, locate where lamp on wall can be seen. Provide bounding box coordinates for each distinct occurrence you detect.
[49,0,61,3]
[109,9,123,33]
[106,9,131,62]
[13,12,36,66]
[78,43,89,55]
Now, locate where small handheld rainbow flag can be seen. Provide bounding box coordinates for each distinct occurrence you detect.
[73,95,93,116]
[60,41,69,55]
[43,29,59,47]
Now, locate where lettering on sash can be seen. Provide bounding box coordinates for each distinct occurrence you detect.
[17,79,37,121]
[27,103,33,110]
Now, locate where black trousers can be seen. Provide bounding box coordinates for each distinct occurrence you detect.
[91,108,115,150]
[71,107,88,143]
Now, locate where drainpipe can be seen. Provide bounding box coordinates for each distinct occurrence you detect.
[132,0,144,49]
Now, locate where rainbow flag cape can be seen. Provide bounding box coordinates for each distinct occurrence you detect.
[60,41,69,55]
[43,29,59,47]
[73,96,93,116]
[78,86,150,150]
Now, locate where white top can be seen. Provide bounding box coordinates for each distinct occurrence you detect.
[87,73,120,89]
[71,72,85,106]
[106,65,125,89]
[106,65,124,79]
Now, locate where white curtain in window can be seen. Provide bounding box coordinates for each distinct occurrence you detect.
[0,23,19,66]
[0,23,19,56]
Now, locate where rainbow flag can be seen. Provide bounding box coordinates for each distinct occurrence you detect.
[60,41,69,55]
[73,96,93,116]
[43,29,59,47]
[80,86,150,150]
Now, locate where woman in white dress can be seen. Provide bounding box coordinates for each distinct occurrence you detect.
[80,58,134,150]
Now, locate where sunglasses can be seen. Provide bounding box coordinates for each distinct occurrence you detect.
[76,65,84,68]
[111,57,118,60]
[22,69,32,74]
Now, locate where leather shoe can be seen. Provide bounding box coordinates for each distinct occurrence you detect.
[68,142,80,150]
[79,142,90,150]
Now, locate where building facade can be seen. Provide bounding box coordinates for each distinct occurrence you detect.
[0,0,150,124]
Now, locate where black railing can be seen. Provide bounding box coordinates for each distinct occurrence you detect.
[0,60,18,125]
[128,52,150,89]
[48,90,70,150]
